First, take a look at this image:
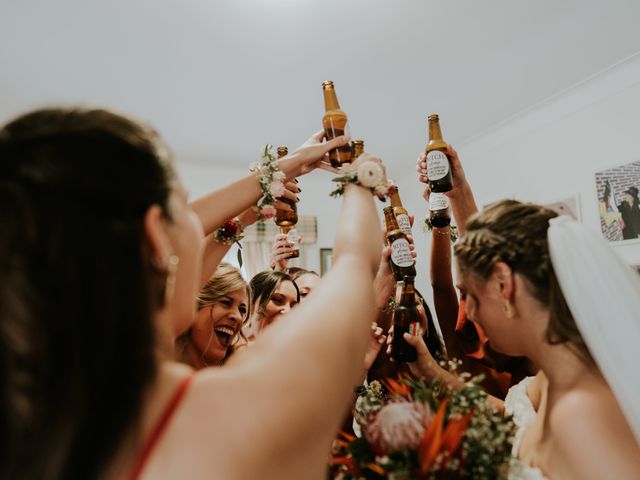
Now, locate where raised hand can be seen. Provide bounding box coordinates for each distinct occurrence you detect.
[363,322,387,373]
[385,325,438,379]
[416,145,467,196]
[285,130,349,177]
[270,233,297,272]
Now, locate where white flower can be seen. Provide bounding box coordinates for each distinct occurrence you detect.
[269,180,286,197]
[273,171,286,182]
[357,160,384,188]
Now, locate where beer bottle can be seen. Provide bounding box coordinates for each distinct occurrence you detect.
[389,185,413,238]
[425,114,453,193]
[428,192,451,228]
[351,139,364,160]
[383,207,416,281]
[322,80,352,168]
[274,146,300,258]
[391,276,419,362]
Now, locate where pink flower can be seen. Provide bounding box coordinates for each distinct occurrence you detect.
[270,180,286,197]
[261,205,277,218]
[365,401,433,453]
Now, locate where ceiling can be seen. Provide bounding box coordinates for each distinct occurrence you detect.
[2,0,640,171]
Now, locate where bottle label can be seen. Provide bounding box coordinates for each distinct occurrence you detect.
[396,214,412,237]
[409,322,420,336]
[429,193,450,211]
[287,228,300,251]
[426,150,450,181]
[390,238,413,267]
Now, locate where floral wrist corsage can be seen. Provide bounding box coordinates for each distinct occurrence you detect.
[214,217,245,246]
[214,217,246,267]
[423,218,459,243]
[249,145,287,219]
[330,160,395,201]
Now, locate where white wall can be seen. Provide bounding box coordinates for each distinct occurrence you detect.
[179,52,640,301]
[399,53,640,285]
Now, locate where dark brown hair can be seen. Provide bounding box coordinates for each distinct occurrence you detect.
[454,200,591,361]
[0,108,175,478]
[249,270,300,326]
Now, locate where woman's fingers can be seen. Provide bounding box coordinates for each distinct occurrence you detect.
[273,199,294,211]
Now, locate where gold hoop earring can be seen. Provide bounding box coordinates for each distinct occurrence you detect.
[502,299,513,319]
[164,255,180,305]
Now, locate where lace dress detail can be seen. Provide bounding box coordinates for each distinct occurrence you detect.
[504,377,550,480]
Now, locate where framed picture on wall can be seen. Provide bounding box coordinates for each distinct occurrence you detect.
[545,195,581,221]
[594,160,640,244]
[320,248,333,276]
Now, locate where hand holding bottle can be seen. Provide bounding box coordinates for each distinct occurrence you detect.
[416,144,466,196]
[282,130,350,178]
[386,325,439,380]
[270,233,299,272]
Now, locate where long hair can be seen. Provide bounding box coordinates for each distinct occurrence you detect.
[0,108,175,478]
[454,200,591,361]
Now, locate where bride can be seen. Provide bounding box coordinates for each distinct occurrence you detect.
[403,200,640,479]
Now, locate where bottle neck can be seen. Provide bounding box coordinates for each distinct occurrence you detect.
[389,190,403,208]
[428,119,444,141]
[323,87,341,111]
[400,283,416,307]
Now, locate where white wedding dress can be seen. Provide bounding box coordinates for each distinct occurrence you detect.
[504,377,550,480]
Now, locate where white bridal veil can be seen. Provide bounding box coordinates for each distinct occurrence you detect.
[548,216,640,443]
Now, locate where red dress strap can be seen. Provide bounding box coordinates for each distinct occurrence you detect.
[128,372,195,480]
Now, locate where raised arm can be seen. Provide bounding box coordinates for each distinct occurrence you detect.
[197,155,383,476]
[191,131,348,235]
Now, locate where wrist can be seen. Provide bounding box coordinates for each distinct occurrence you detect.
[276,153,303,181]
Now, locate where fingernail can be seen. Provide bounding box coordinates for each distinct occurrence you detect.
[294,179,299,184]
[297,187,302,193]
[295,196,300,201]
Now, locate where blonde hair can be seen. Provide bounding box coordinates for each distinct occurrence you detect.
[454,200,591,361]
[197,263,250,316]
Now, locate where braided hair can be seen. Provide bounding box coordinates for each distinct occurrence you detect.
[454,200,591,361]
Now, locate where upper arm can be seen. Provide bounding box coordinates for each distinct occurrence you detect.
[550,390,640,480]
[203,256,375,461]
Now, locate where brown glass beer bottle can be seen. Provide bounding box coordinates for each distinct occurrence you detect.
[383,207,416,281]
[322,80,352,168]
[274,146,300,258]
[351,139,364,160]
[389,185,413,238]
[428,192,451,228]
[391,276,419,362]
[425,114,453,193]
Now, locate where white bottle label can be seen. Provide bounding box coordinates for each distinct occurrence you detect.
[426,150,450,181]
[429,193,450,211]
[390,238,413,267]
[396,213,412,237]
[287,228,300,251]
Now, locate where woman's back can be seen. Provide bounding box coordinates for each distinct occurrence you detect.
[1,107,381,479]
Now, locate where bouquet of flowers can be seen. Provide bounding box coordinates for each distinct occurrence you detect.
[330,374,515,480]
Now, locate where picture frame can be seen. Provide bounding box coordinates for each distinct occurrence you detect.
[320,248,333,276]
[594,160,640,244]
[545,195,581,221]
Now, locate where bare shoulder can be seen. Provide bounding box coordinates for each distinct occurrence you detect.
[548,378,640,479]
